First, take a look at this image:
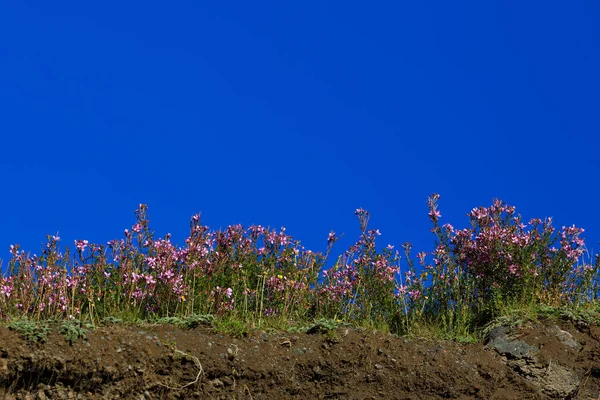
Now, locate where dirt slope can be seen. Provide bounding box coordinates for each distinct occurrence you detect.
[0,320,598,399]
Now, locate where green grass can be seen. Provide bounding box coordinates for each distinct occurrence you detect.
[3,300,598,346]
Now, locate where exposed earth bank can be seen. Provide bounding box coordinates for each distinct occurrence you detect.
[0,319,599,399]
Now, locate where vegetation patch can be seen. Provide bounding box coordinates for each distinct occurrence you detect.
[0,196,597,342]
[8,320,49,343]
[59,319,88,345]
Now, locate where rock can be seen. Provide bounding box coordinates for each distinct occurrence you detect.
[488,324,580,398]
[489,336,538,359]
[0,358,8,372]
[221,376,234,387]
[541,362,580,399]
[485,325,510,344]
[210,378,224,388]
[547,325,580,349]
[486,325,538,359]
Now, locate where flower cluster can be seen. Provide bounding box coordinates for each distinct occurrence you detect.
[0,198,596,337]
[420,194,598,332]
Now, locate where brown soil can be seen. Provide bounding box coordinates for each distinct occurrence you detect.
[0,320,599,399]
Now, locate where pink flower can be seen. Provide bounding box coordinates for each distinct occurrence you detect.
[225,288,233,298]
[428,210,441,219]
[1,285,13,298]
[409,290,421,300]
[74,240,88,252]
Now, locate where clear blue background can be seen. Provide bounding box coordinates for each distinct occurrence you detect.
[1,1,598,265]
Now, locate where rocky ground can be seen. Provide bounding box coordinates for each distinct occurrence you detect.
[0,318,599,399]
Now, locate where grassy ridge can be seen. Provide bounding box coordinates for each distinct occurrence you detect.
[0,194,598,341]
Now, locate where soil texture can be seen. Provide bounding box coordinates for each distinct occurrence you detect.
[0,320,599,399]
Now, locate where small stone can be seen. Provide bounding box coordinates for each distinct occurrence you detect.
[547,325,580,349]
[221,376,233,387]
[0,358,8,372]
[211,378,224,388]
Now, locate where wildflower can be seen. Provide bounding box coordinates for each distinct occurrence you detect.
[0,285,12,298]
[74,240,88,252]
[428,210,441,219]
[327,231,336,245]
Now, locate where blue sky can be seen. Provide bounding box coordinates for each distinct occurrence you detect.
[1,1,598,266]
